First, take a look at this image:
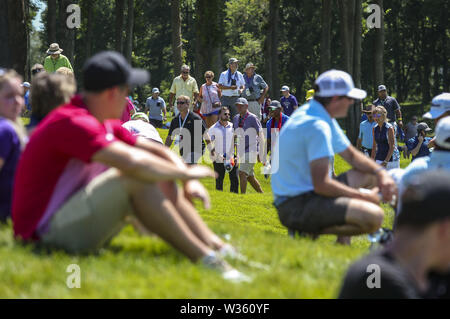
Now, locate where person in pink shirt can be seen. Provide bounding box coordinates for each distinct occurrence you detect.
[120,97,136,123]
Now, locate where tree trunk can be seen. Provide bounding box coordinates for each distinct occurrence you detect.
[195,0,223,82]
[338,0,352,73]
[124,0,134,63]
[58,0,75,63]
[320,0,332,73]
[5,0,27,76]
[171,0,183,75]
[25,0,31,81]
[84,0,93,59]
[373,0,384,91]
[264,25,273,96]
[348,0,362,146]
[47,0,57,44]
[269,0,280,96]
[115,0,125,54]
[0,0,10,67]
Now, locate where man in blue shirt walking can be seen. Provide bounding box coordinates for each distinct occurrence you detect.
[271,70,396,245]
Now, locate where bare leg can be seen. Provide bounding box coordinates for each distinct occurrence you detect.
[248,176,263,193]
[239,171,248,194]
[344,169,377,189]
[123,177,212,261]
[321,199,384,236]
[159,181,225,250]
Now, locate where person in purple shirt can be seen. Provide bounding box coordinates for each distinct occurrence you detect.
[0,70,26,222]
[232,97,265,194]
[280,85,298,116]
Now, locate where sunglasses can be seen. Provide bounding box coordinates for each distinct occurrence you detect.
[205,76,213,79]
[32,69,44,75]
[177,101,187,105]
[182,71,189,74]
[223,113,230,116]
[373,113,382,118]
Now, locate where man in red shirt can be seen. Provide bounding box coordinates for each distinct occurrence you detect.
[12,52,248,281]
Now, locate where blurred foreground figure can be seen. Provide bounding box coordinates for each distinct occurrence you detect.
[12,51,249,283]
[339,171,450,299]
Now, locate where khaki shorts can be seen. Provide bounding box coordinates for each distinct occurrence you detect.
[41,168,132,254]
[248,101,262,121]
[238,152,257,176]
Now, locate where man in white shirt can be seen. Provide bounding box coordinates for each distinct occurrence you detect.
[208,107,239,193]
[218,58,245,120]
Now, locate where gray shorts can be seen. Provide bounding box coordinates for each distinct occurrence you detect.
[275,173,351,234]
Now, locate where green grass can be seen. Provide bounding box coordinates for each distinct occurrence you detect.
[0,127,411,299]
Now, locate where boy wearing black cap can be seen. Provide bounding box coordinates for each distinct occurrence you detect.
[339,171,450,299]
[406,122,433,162]
[12,51,249,282]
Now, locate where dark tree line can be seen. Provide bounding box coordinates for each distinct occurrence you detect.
[1,0,448,143]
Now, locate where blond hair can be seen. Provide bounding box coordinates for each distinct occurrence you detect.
[204,70,214,78]
[0,69,27,146]
[374,105,389,122]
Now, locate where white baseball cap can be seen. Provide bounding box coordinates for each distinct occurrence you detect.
[315,69,367,100]
[152,87,160,94]
[423,93,450,119]
[280,85,290,92]
[435,116,450,149]
[378,85,387,92]
[21,82,31,88]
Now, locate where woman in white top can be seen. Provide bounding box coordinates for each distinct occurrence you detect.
[198,71,222,128]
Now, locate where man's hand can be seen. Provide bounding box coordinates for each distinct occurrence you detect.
[360,187,382,205]
[258,97,265,105]
[418,135,424,143]
[398,120,403,129]
[183,180,211,209]
[376,170,397,203]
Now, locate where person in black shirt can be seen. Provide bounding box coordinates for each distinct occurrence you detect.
[165,95,214,164]
[339,171,450,299]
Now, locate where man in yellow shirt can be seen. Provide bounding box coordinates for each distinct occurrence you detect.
[43,43,74,74]
[169,65,199,116]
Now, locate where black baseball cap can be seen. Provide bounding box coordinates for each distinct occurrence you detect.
[397,171,450,228]
[83,51,150,92]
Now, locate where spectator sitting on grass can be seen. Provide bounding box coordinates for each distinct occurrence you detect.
[0,70,27,223]
[271,70,396,245]
[12,51,249,283]
[28,72,76,133]
[339,171,450,299]
[122,112,163,144]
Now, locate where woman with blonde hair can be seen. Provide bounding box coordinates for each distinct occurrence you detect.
[198,70,222,128]
[371,105,400,170]
[0,69,27,222]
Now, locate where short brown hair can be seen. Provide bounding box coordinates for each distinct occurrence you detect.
[31,72,76,121]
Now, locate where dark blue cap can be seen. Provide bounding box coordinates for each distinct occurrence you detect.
[83,51,149,92]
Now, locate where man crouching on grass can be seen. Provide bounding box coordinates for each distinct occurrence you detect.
[12,51,249,282]
[271,70,396,245]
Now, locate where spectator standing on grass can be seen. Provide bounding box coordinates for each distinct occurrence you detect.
[356,104,377,157]
[22,82,31,115]
[198,71,222,128]
[165,95,215,165]
[242,63,268,121]
[12,52,248,282]
[43,43,73,74]
[266,100,289,156]
[371,106,400,170]
[271,70,396,245]
[145,88,167,128]
[208,106,239,193]
[406,122,433,162]
[218,58,245,119]
[0,70,27,223]
[373,85,403,129]
[169,65,199,117]
[339,171,450,299]
[280,85,299,117]
[232,97,265,194]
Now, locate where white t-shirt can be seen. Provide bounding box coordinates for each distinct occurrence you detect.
[218,70,245,97]
[122,120,163,144]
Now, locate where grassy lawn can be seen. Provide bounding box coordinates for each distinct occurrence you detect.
[0,126,411,299]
